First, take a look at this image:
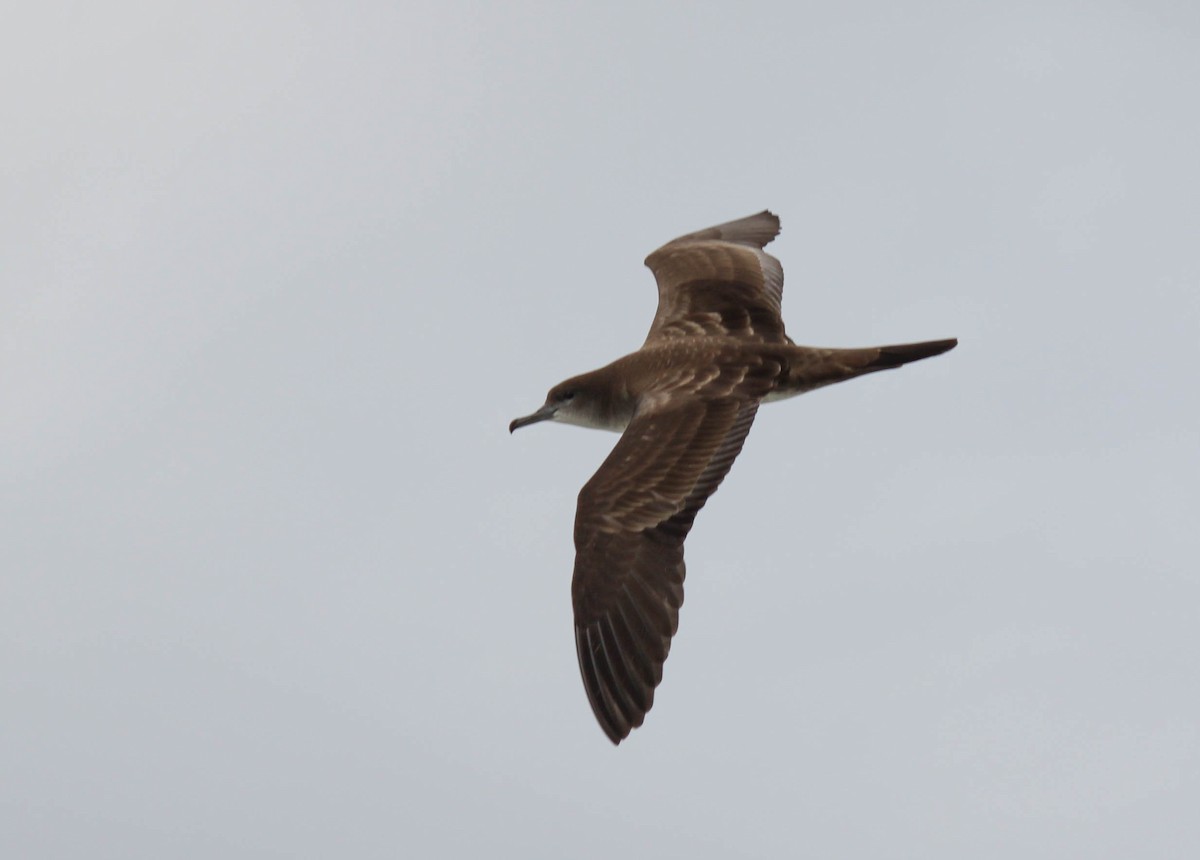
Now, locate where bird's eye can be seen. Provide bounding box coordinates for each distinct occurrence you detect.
[559,390,575,402]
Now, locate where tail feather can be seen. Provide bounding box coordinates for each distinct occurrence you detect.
[867,337,958,370]
[775,337,957,397]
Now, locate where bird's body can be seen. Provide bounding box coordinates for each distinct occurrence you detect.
[510,211,956,744]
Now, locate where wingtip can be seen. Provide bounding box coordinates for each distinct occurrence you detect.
[648,210,783,262]
[730,209,781,247]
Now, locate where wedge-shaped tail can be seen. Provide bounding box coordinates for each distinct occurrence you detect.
[774,338,957,397]
[867,337,958,369]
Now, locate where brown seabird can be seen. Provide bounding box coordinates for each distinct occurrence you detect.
[509,211,956,744]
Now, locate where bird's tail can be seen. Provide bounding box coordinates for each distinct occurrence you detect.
[862,338,959,370]
[775,338,957,396]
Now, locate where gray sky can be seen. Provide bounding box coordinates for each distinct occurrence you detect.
[4,1,1199,857]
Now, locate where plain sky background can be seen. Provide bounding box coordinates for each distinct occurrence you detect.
[4,1,1199,857]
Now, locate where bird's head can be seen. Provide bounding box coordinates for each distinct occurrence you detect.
[510,372,621,433]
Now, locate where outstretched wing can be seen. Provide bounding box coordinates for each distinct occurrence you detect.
[571,357,781,743]
[643,210,790,345]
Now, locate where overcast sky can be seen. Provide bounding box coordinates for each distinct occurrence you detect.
[4,1,1199,857]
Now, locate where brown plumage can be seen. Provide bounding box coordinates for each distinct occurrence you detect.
[510,211,956,744]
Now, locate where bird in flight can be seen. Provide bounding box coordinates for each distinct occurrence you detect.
[509,211,956,744]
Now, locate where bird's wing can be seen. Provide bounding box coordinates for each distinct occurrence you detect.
[571,359,780,743]
[643,210,789,345]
